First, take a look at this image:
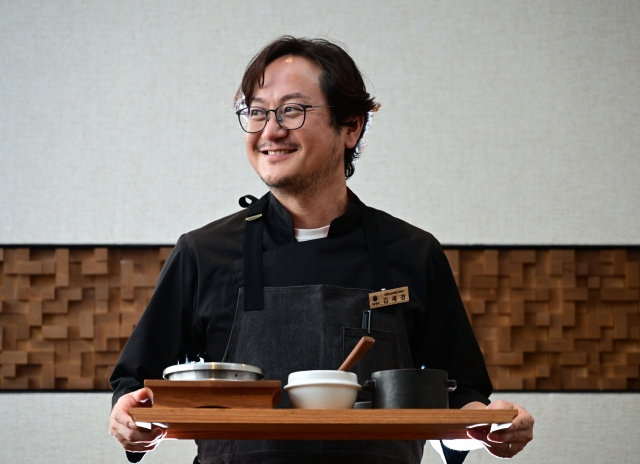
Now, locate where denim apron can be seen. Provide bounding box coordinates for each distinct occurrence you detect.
[196,195,423,464]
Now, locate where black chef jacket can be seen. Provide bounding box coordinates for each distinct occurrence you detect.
[110,191,492,463]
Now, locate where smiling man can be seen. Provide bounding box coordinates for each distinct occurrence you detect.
[109,36,534,464]
[241,53,360,230]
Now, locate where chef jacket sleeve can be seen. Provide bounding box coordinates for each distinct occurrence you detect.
[110,234,199,406]
[419,241,493,409]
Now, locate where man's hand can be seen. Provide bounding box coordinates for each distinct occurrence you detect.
[465,399,534,458]
[109,388,167,453]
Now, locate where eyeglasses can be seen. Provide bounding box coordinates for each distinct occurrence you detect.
[236,103,331,133]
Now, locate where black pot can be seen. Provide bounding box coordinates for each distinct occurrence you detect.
[362,369,456,409]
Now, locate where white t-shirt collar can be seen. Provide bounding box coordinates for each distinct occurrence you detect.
[294,225,330,242]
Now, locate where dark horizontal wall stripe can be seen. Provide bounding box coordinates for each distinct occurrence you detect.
[0,247,638,390]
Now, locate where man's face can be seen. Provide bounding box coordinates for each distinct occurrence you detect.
[244,55,356,196]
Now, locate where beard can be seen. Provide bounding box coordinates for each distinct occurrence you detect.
[260,138,344,198]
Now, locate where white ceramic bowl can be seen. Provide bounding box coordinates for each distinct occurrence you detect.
[284,370,361,409]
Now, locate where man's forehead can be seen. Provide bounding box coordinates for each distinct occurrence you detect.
[250,55,323,103]
[270,54,320,71]
[251,92,312,105]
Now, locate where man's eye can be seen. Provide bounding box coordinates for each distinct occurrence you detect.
[282,105,303,115]
[249,109,265,118]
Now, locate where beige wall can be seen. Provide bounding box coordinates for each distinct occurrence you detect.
[1,0,639,245]
[1,392,639,463]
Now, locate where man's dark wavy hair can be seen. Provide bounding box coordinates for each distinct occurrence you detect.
[236,36,380,179]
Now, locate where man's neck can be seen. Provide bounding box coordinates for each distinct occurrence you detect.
[271,184,349,229]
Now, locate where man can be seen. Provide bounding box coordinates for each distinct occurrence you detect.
[109,36,534,464]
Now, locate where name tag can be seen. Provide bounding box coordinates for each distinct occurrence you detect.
[368,286,409,309]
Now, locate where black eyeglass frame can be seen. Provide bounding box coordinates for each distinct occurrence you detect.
[235,103,332,133]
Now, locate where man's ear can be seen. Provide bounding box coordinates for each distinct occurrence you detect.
[344,115,365,149]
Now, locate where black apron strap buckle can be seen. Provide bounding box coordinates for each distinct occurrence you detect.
[239,194,259,208]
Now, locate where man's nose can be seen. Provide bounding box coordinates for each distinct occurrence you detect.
[261,113,288,139]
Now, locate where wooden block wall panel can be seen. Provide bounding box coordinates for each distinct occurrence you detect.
[455,249,640,390]
[1,247,639,390]
[0,247,170,390]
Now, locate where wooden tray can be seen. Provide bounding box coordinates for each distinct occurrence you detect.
[130,408,517,440]
[144,380,281,409]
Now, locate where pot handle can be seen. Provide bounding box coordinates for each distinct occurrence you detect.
[362,379,376,391]
[447,379,457,391]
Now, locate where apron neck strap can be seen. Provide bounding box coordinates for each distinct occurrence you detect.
[242,193,268,311]
[351,195,392,292]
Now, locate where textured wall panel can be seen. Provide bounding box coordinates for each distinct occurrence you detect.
[1,247,639,390]
[445,249,640,390]
[0,247,171,389]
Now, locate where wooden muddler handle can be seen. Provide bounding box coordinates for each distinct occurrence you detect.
[338,336,375,372]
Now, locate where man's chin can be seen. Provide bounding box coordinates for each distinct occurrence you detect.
[261,175,296,190]
[261,174,313,196]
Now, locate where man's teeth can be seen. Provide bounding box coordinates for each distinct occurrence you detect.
[266,150,294,155]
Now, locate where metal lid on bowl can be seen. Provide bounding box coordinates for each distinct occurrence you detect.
[163,362,266,379]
